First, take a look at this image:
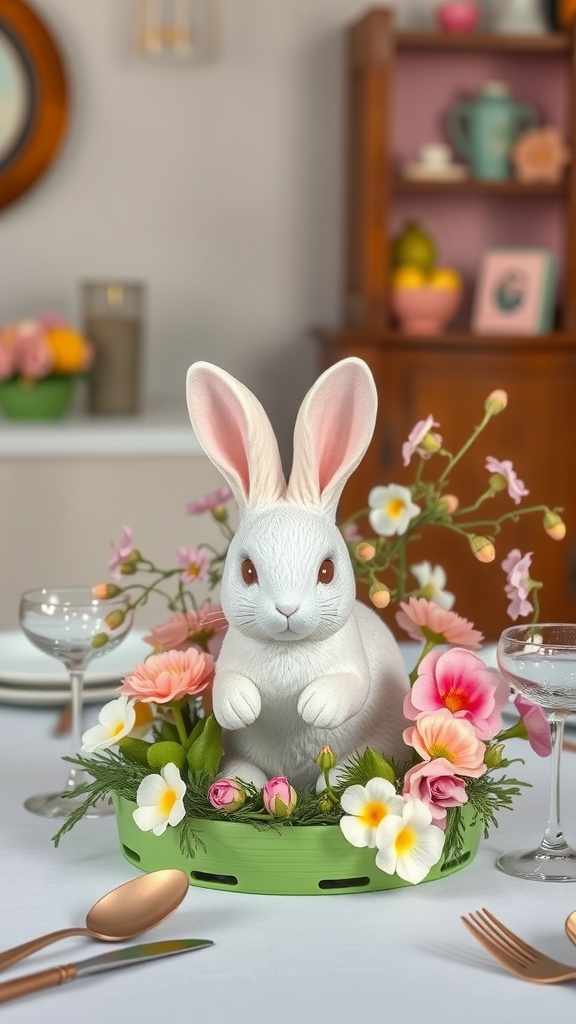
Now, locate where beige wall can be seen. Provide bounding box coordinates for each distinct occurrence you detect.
[0,453,231,631]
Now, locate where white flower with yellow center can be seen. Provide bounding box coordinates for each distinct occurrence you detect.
[375,797,445,884]
[339,777,404,849]
[410,561,455,610]
[81,695,136,752]
[368,484,421,537]
[133,763,186,836]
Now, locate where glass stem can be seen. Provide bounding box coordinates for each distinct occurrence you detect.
[541,716,569,853]
[64,669,86,794]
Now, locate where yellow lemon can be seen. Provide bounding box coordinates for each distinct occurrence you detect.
[45,327,90,374]
[391,265,427,290]
[429,267,461,291]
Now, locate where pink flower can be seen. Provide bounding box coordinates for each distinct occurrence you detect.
[403,709,487,778]
[404,648,509,741]
[15,322,53,379]
[186,487,233,515]
[502,548,533,620]
[341,522,361,541]
[402,758,468,827]
[395,597,484,650]
[176,546,209,584]
[208,778,246,811]
[143,603,228,656]
[514,695,552,757]
[118,647,214,703]
[109,526,136,581]
[262,776,298,817]
[402,416,442,467]
[0,335,15,380]
[486,456,529,505]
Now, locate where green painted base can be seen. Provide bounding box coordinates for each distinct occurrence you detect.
[114,796,482,896]
[0,376,75,419]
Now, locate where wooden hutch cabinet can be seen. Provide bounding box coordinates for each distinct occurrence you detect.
[316,9,576,639]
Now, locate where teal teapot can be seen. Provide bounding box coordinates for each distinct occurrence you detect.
[447,82,539,180]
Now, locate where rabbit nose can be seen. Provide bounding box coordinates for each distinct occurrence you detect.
[276,602,299,618]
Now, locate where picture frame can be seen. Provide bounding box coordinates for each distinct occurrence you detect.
[471,247,557,336]
[0,0,69,213]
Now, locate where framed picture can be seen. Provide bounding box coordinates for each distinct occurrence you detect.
[0,0,69,213]
[471,248,557,336]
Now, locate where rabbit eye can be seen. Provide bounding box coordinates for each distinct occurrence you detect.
[241,559,258,585]
[318,559,334,584]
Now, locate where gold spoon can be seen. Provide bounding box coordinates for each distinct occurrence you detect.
[565,911,576,946]
[0,869,190,971]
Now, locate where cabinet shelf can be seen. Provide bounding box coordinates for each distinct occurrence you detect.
[393,177,568,197]
[315,326,576,351]
[396,31,571,53]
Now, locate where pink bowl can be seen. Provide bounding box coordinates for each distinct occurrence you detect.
[391,286,462,335]
[436,1,480,34]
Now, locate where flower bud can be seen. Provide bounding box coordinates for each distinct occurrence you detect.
[484,742,504,769]
[315,745,336,772]
[419,432,442,454]
[91,632,110,649]
[92,583,122,599]
[543,510,566,540]
[488,473,507,493]
[369,583,391,609]
[355,541,376,562]
[262,776,297,818]
[211,505,229,523]
[105,608,127,630]
[207,778,246,812]
[469,535,496,563]
[485,389,508,416]
[318,795,335,814]
[438,494,459,515]
[120,562,137,575]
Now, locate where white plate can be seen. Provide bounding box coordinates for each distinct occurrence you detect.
[0,681,119,708]
[0,629,149,687]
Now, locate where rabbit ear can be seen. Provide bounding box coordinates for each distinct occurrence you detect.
[186,361,286,513]
[286,357,377,518]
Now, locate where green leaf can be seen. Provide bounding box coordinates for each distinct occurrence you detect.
[158,720,180,744]
[187,714,223,777]
[361,748,396,784]
[117,737,152,765]
[147,740,187,772]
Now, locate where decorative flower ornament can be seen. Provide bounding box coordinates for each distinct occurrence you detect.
[368,484,421,536]
[133,762,186,836]
[339,778,404,848]
[81,695,136,752]
[375,799,446,885]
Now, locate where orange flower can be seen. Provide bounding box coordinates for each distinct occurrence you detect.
[45,326,92,374]
[395,597,483,649]
[403,709,487,778]
[118,647,214,703]
[512,126,570,185]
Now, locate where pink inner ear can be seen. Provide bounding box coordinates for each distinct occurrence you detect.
[309,382,368,495]
[196,374,251,498]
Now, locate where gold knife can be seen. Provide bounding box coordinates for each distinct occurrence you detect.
[0,938,214,1004]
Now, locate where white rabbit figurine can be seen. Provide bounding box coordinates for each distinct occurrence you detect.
[186,357,410,789]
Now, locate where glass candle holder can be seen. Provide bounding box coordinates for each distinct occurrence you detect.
[82,281,145,415]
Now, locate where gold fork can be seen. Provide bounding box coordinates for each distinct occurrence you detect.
[461,908,576,984]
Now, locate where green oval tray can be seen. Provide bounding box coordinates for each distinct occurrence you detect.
[114,795,482,896]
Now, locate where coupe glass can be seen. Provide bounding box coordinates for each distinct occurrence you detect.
[19,587,134,819]
[496,623,576,881]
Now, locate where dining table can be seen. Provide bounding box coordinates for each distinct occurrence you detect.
[2,692,576,1023]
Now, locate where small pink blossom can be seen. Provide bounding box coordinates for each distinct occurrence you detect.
[14,322,53,379]
[395,597,484,650]
[402,758,468,828]
[404,648,509,741]
[262,776,297,817]
[341,522,361,542]
[176,547,209,584]
[118,647,214,703]
[0,336,15,380]
[402,415,442,467]
[486,456,529,505]
[514,695,552,757]
[108,526,136,581]
[502,548,533,621]
[207,778,246,811]
[143,603,228,656]
[186,487,233,515]
[403,709,487,778]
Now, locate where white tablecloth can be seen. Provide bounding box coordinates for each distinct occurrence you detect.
[2,701,576,1023]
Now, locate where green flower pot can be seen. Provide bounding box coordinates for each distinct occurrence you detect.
[0,376,75,420]
[114,795,482,896]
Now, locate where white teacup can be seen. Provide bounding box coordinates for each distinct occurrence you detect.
[419,143,453,169]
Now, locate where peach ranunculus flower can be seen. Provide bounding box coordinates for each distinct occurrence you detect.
[404,647,509,741]
[403,709,487,778]
[395,597,483,650]
[118,648,215,704]
[143,603,228,657]
[402,758,468,828]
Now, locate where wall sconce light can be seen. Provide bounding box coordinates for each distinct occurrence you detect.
[137,0,216,61]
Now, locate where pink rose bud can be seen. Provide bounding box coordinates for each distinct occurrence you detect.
[208,778,246,812]
[469,535,496,563]
[485,389,508,415]
[262,776,297,818]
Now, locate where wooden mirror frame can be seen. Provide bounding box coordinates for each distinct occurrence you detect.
[0,0,69,212]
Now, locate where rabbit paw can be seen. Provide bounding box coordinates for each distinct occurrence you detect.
[213,674,261,730]
[297,673,362,729]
